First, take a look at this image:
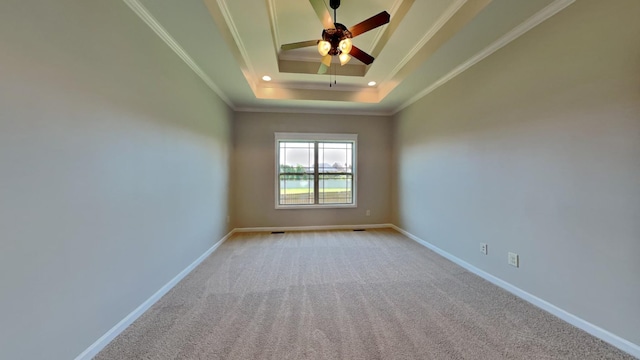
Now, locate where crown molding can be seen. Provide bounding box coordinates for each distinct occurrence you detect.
[266,0,281,54]
[264,81,376,93]
[122,0,234,108]
[385,0,467,85]
[364,0,405,53]
[394,0,576,114]
[234,106,393,117]
[215,0,256,83]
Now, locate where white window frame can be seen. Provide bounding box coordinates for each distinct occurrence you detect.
[275,132,358,209]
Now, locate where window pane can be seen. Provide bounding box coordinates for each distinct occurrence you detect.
[279,141,315,205]
[280,174,314,205]
[318,174,352,204]
[318,142,352,174]
[280,142,314,172]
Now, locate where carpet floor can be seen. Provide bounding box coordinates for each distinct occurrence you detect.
[96,229,634,359]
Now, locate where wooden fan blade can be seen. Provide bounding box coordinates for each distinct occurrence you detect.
[281,40,319,51]
[318,55,332,74]
[318,63,329,74]
[309,0,334,29]
[321,54,332,66]
[349,45,374,65]
[349,11,390,38]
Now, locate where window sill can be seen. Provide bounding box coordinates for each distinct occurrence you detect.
[275,204,357,210]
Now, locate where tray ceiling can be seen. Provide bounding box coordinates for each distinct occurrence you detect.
[126,0,575,115]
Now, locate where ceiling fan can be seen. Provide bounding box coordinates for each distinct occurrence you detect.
[280,0,390,74]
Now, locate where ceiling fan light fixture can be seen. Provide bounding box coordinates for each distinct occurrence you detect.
[338,38,352,54]
[317,40,331,56]
[280,1,390,72]
[339,52,351,66]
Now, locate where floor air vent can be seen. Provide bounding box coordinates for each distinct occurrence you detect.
[271,231,285,234]
[353,229,366,232]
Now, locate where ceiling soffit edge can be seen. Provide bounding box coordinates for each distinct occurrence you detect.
[277,59,366,78]
[394,0,577,114]
[202,0,257,92]
[254,87,379,103]
[379,0,493,100]
[366,0,414,65]
[266,0,281,61]
[234,107,394,117]
[383,0,467,84]
[364,0,406,53]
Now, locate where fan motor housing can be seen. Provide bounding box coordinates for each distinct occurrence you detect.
[321,23,352,56]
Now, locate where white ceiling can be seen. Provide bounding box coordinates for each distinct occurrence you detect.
[125,0,575,115]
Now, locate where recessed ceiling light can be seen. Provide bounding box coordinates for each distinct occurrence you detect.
[368,81,376,86]
[262,75,272,82]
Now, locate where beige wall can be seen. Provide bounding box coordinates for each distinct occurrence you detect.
[233,112,392,228]
[0,1,232,359]
[393,0,640,346]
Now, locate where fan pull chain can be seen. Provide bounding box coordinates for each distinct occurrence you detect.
[328,59,338,88]
[329,62,335,87]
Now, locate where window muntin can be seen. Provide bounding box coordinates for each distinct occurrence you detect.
[275,133,357,209]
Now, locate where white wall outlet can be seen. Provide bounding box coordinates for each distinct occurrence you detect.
[480,243,488,255]
[508,252,519,267]
[366,210,370,216]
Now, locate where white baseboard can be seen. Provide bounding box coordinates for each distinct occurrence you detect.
[234,223,394,233]
[74,230,235,360]
[390,225,640,359]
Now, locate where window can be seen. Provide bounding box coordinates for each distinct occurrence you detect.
[275,132,357,209]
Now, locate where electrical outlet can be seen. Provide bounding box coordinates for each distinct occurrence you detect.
[366,210,370,216]
[480,243,488,255]
[226,216,230,224]
[508,252,519,267]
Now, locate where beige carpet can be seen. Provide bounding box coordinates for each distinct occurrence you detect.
[96,229,634,359]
